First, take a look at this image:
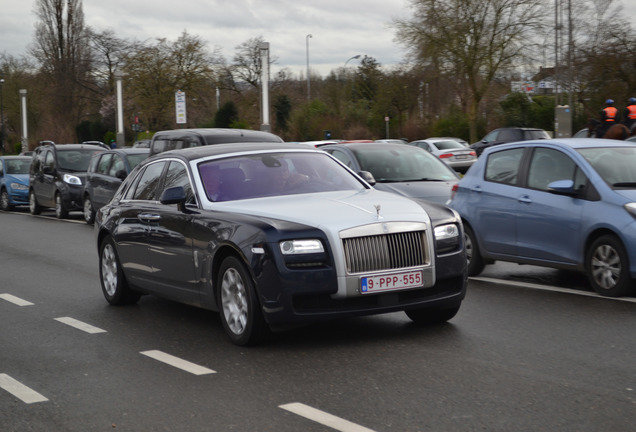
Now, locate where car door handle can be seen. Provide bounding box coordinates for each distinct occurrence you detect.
[518,195,532,204]
[138,213,160,222]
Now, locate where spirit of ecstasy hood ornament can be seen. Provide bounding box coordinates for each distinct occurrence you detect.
[374,204,382,219]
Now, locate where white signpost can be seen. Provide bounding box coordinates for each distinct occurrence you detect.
[175,90,187,125]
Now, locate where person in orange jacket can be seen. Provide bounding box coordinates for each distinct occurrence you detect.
[598,99,618,137]
[623,97,636,132]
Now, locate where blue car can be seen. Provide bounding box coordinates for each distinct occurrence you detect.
[448,138,636,297]
[0,156,32,211]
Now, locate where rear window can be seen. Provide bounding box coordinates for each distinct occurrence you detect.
[524,130,550,139]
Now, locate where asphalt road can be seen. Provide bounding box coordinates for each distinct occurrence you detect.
[1,209,635,431]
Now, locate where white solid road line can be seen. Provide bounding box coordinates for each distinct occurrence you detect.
[54,317,107,334]
[280,402,376,432]
[140,350,216,375]
[0,374,48,404]
[471,276,636,303]
[0,293,34,306]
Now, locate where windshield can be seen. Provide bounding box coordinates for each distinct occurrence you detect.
[5,158,32,174]
[352,145,457,182]
[58,149,104,172]
[432,140,466,150]
[198,151,366,202]
[126,153,149,170]
[578,147,636,187]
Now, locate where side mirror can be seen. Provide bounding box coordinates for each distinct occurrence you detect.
[358,170,376,186]
[548,179,578,197]
[42,166,54,175]
[160,186,186,205]
[115,169,127,180]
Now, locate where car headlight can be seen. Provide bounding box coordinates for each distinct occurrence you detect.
[63,173,82,185]
[434,223,460,254]
[280,239,324,255]
[10,182,28,191]
[625,203,636,219]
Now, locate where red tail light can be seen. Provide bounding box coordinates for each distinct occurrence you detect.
[439,153,453,159]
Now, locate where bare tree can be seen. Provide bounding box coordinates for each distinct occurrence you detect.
[30,0,91,141]
[395,0,549,142]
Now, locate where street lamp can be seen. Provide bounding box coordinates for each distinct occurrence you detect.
[0,78,4,155]
[344,54,361,69]
[306,34,312,101]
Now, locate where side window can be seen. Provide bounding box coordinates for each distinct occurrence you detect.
[151,139,169,154]
[527,148,577,191]
[484,148,524,185]
[44,151,55,170]
[109,155,125,177]
[498,129,520,141]
[97,154,112,174]
[130,162,166,201]
[164,161,195,204]
[328,149,354,168]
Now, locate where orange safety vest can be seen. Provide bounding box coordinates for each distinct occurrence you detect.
[603,106,618,121]
[627,105,636,120]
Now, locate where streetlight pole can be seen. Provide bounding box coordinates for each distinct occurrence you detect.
[0,78,4,155]
[306,34,312,101]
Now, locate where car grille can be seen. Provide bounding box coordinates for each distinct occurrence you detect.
[342,231,428,274]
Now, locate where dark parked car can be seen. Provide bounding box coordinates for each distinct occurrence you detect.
[0,156,32,210]
[148,128,284,156]
[83,147,150,224]
[449,138,636,297]
[95,143,467,345]
[320,142,460,204]
[29,141,108,218]
[470,127,550,156]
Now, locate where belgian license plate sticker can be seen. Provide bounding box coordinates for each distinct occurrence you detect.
[360,270,424,294]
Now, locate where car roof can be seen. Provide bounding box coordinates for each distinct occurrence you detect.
[152,128,284,144]
[152,142,318,162]
[486,137,635,153]
[323,142,414,150]
[103,148,150,155]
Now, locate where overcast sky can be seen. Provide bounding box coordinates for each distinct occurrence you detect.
[1,0,635,78]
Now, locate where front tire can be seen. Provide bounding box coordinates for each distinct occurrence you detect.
[29,190,41,215]
[405,305,460,324]
[55,192,68,219]
[586,234,634,297]
[0,189,11,211]
[464,225,485,276]
[99,236,140,305]
[83,195,96,224]
[217,256,269,346]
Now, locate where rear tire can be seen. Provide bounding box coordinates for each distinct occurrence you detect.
[83,195,96,224]
[99,236,140,305]
[586,234,634,297]
[217,256,269,346]
[405,305,460,324]
[29,190,41,215]
[464,225,485,276]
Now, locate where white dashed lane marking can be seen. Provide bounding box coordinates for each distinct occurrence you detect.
[0,374,48,404]
[55,317,107,334]
[280,402,376,432]
[0,293,34,306]
[140,350,216,375]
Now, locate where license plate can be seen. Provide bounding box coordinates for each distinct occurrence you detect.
[455,155,469,160]
[360,270,424,294]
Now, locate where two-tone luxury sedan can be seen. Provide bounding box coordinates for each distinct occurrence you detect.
[95,143,467,345]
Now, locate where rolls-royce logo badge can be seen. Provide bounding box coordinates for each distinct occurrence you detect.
[374,204,381,218]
